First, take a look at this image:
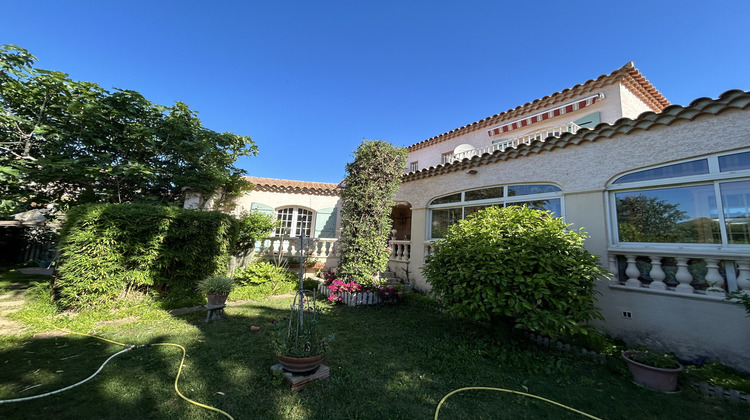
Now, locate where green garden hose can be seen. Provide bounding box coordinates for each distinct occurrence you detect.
[435,386,602,420]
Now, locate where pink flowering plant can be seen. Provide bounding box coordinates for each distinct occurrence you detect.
[376,284,405,302]
[326,279,364,302]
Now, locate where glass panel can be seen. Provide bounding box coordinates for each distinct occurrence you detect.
[613,159,709,184]
[296,209,313,237]
[507,184,562,197]
[719,151,750,172]
[465,187,504,201]
[430,208,462,239]
[615,185,720,243]
[430,193,462,205]
[464,205,499,219]
[721,180,750,244]
[275,208,294,236]
[507,198,562,217]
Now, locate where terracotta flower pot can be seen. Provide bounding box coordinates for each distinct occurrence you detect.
[622,351,683,392]
[278,354,324,374]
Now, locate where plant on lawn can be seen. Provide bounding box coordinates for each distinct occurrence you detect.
[337,139,407,286]
[196,275,235,295]
[423,205,607,337]
[234,210,275,256]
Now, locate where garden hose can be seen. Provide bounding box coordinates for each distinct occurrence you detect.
[435,386,602,420]
[0,326,234,420]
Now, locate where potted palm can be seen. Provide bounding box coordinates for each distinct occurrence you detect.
[197,275,235,306]
[622,350,683,392]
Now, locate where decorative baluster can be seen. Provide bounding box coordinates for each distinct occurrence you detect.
[734,261,750,294]
[704,259,726,296]
[624,255,642,287]
[398,244,405,261]
[404,244,410,262]
[674,257,695,294]
[648,256,667,290]
[608,255,619,283]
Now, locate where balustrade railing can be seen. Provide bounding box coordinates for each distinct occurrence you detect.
[608,248,750,297]
[256,237,339,259]
[388,240,411,262]
[447,122,581,163]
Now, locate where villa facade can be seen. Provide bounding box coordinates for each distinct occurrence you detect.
[222,63,750,370]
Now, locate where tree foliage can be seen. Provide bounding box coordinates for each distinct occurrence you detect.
[616,195,689,242]
[0,44,256,217]
[338,140,407,285]
[423,205,606,337]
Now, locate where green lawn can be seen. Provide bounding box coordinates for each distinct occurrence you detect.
[0,272,748,419]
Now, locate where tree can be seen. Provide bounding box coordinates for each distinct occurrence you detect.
[0,44,256,217]
[423,205,606,337]
[337,140,407,285]
[615,195,688,242]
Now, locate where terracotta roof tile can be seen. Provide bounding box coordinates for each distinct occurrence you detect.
[407,62,670,152]
[245,176,342,196]
[402,89,749,182]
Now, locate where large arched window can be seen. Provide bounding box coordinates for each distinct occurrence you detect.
[608,149,750,246]
[427,184,563,239]
[275,207,313,237]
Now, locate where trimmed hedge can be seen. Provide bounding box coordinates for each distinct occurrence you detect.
[54,203,237,308]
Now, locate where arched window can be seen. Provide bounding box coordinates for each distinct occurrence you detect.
[275,207,313,237]
[608,149,750,246]
[427,184,563,239]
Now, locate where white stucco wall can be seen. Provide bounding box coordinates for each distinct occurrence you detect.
[396,107,750,370]
[405,83,640,171]
[234,190,341,218]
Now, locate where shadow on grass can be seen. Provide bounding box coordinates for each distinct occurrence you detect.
[1,300,750,420]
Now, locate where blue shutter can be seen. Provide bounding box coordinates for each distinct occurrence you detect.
[250,202,274,216]
[314,207,337,238]
[573,112,600,129]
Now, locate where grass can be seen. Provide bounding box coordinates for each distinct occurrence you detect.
[1,272,749,419]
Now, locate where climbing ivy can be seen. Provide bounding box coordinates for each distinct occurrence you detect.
[337,140,407,285]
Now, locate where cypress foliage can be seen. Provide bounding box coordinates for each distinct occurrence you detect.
[337,140,407,285]
[54,203,237,308]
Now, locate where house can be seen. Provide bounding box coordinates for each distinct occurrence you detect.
[217,63,750,371]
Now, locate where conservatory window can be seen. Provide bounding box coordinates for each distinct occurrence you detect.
[609,150,750,246]
[428,184,564,239]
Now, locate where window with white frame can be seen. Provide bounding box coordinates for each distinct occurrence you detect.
[409,161,419,172]
[427,184,563,239]
[609,150,750,246]
[275,207,313,237]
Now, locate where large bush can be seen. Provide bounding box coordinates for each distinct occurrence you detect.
[423,206,606,337]
[338,140,407,285]
[54,204,237,308]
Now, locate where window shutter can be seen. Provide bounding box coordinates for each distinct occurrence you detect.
[314,207,337,238]
[250,202,274,216]
[573,112,600,129]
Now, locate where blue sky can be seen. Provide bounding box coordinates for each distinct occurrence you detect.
[2,1,748,184]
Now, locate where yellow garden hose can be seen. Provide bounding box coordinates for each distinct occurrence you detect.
[435,386,602,420]
[0,326,234,420]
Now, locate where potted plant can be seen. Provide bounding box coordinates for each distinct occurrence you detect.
[274,291,331,374]
[197,275,235,306]
[622,350,684,392]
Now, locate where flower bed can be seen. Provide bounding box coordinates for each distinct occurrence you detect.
[317,275,404,307]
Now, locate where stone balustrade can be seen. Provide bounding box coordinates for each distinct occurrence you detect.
[607,248,750,297]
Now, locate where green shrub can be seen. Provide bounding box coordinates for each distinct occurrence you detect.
[234,260,297,285]
[337,140,407,285]
[55,203,237,308]
[423,205,606,337]
[234,211,275,255]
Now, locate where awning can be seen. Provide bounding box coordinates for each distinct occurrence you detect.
[488,93,603,137]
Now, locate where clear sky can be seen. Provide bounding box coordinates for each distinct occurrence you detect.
[2,1,748,184]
